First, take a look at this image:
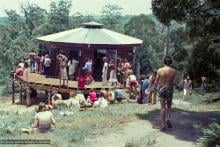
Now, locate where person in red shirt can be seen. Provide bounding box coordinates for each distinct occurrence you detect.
[77,70,86,90]
[16,65,24,76]
[88,90,97,105]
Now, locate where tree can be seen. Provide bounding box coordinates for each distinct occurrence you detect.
[21,2,47,37]
[152,0,220,83]
[49,0,72,32]
[101,4,123,31]
[124,14,165,74]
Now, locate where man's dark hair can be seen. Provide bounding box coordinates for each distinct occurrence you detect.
[163,56,172,65]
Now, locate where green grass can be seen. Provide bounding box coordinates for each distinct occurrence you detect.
[0,103,155,147]
[0,91,219,147]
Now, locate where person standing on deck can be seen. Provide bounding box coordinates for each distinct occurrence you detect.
[117,58,124,86]
[83,58,93,84]
[68,57,79,80]
[154,56,176,131]
[44,54,51,77]
[57,53,68,87]
[109,59,117,86]
[28,50,36,72]
[102,57,108,86]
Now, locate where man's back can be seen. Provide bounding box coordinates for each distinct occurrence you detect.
[157,66,176,87]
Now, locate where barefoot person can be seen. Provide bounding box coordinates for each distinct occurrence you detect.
[32,102,56,133]
[183,76,192,99]
[102,57,108,86]
[154,56,176,130]
[57,53,68,87]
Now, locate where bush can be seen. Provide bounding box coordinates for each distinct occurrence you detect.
[201,122,220,147]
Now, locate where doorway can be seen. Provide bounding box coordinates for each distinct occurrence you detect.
[93,49,106,81]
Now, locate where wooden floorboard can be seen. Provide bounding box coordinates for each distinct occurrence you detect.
[16,72,120,91]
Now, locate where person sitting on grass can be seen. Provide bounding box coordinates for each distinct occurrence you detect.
[51,92,62,108]
[88,89,98,105]
[107,89,115,104]
[93,91,108,108]
[32,102,56,133]
[69,91,86,108]
[114,89,124,102]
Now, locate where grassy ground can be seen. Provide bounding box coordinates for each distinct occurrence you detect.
[0,87,219,147]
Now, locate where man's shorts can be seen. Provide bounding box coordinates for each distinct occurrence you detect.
[158,86,173,99]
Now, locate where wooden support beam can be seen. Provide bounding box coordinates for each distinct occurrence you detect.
[26,87,31,106]
[19,83,22,105]
[12,78,15,104]
[47,90,52,105]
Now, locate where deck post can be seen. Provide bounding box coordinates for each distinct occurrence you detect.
[12,78,15,104]
[48,90,51,105]
[26,87,31,106]
[19,83,23,105]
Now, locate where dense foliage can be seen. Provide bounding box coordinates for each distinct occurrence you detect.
[152,0,220,85]
[201,122,220,147]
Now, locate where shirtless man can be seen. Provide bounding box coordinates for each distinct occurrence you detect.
[154,56,176,131]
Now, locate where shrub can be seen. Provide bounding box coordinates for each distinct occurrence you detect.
[201,122,220,147]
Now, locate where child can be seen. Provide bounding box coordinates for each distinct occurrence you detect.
[137,75,149,104]
[114,89,124,102]
[88,89,97,105]
[51,92,62,108]
[77,70,86,90]
[93,91,108,108]
[83,58,93,84]
[107,89,115,103]
[73,91,86,108]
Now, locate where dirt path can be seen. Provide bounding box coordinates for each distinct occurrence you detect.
[86,120,197,147]
[85,102,220,147]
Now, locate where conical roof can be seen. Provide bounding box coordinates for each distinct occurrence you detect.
[37,22,142,46]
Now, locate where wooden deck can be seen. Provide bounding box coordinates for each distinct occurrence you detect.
[15,72,119,93]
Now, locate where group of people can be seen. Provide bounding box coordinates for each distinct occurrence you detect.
[16,50,196,132]
[32,88,124,133]
[15,50,52,78]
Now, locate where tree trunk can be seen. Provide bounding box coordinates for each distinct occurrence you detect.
[164,25,170,57]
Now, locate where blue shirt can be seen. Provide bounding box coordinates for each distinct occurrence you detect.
[83,62,92,71]
[114,89,122,98]
[142,79,149,91]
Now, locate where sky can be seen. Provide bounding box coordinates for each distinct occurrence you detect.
[0,0,152,16]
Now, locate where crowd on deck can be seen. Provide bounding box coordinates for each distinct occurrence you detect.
[15,51,195,133]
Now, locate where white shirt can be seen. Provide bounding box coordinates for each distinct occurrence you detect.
[93,97,108,108]
[102,62,108,73]
[75,94,86,103]
[18,63,24,68]
[68,59,79,75]
[99,97,108,108]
